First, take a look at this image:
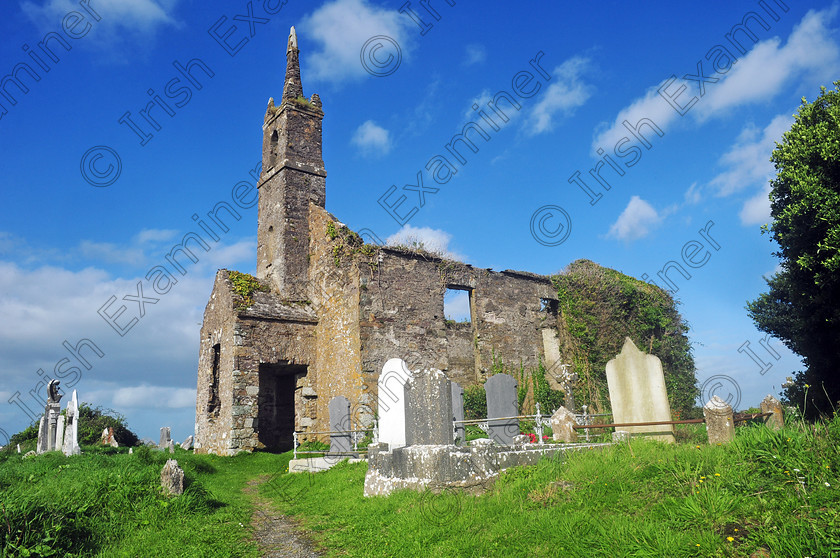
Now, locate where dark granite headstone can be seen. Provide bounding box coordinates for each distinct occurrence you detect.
[485,373,519,446]
[329,396,352,453]
[405,369,453,445]
[451,382,465,446]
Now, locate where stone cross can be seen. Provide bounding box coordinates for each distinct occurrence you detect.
[329,396,352,453]
[605,338,675,442]
[760,394,784,430]
[377,358,411,450]
[404,369,453,446]
[704,395,735,444]
[451,382,465,446]
[485,373,519,446]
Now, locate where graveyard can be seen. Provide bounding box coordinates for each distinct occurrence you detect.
[1,407,839,557]
[2,20,839,558]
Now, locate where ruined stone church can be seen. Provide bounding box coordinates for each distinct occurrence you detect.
[194,28,564,455]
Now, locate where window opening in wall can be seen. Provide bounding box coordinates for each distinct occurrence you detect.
[539,298,558,314]
[208,344,221,417]
[444,287,472,324]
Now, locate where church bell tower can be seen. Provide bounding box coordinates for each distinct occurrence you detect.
[256,27,326,300]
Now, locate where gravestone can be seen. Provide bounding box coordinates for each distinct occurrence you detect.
[181,435,194,450]
[550,405,578,443]
[62,390,80,456]
[377,358,411,450]
[36,380,63,454]
[703,395,734,445]
[451,382,465,446]
[405,369,453,445]
[329,396,352,453]
[159,427,171,449]
[485,373,519,446]
[168,440,175,453]
[605,338,675,442]
[101,427,118,447]
[160,459,184,496]
[55,415,65,451]
[36,416,48,454]
[760,394,784,430]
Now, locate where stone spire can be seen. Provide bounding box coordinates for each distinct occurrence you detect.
[283,26,303,101]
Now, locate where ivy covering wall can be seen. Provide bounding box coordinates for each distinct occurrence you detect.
[552,259,698,418]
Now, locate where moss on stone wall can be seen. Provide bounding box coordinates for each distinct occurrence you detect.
[228,270,270,310]
[552,259,698,418]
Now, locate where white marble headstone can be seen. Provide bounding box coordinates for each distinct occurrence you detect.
[377,358,412,451]
[606,338,674,442]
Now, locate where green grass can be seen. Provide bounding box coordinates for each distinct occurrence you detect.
[264,417,840,557]
[0,446,291,557]
[2,416,839,557]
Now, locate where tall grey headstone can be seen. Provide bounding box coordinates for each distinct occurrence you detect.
[451,382,465,446]
[54,415,65,451]
[329,396,352,453]
[485,373,519,446]
[36,416,48,454]
[606,338,675,442]
[378,358,411,450]
[405,369,453,446]
[62,390,80,456]
[159,427,171,449]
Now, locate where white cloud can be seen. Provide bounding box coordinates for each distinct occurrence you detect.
[710,114,791,197]
[684,182,702,205]
[111,385,196,408]
[300,0,412,83]
[740,183,772,226]
[464,44,486,66]
[696,7,840,120]
[351,120,392,157]
[79,240,146,265]
[135,229,178,245]
[527,57,593,135]
[592,8,839,152]
[444,289,470,322]
[607,196,662,241]
[21,0,178,52]
[0,234,253,438]
[592,86,677,153]
[386,225,464,260]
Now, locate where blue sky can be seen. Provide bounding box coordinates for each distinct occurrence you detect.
[1,0,837,443]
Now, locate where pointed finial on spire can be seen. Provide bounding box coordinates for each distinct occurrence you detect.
[288,26,298,53]
[283,26,303,101]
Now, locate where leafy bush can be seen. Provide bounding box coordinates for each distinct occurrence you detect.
[552,259,698,417]
[77,404,140,447]
[463,385,487,420]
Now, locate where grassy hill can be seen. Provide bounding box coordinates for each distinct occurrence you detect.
[1,416,838,557]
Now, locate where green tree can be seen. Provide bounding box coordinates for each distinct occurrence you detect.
[747,82,840,417]
[77,404,140,447]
